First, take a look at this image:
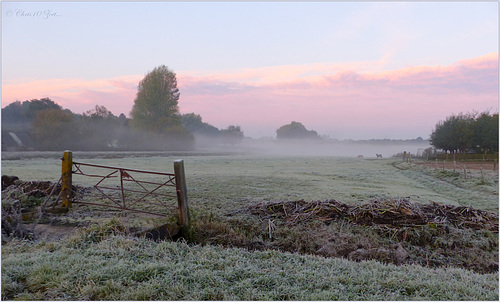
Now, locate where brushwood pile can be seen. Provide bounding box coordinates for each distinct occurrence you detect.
[246,198,499,232]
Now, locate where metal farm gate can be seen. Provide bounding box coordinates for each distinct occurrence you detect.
[60,151,189,228]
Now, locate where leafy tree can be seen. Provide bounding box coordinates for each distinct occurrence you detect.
[130,65,181,133]
[33,109,76,150]
[129,65,195,150]
[220,125,244,145]
[276,121,319,140]
[181,113,220,137]
[2,98,62,130]
[430,112,498,155]
[83,105,115,119]
[430,113,473,154]
[472,112,499,154]
[22,98,62,119]
[2,101,27,131]
[77,105,120,150]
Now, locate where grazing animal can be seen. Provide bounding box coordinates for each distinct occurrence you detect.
[357,155,363,159]
[376,154,382,159]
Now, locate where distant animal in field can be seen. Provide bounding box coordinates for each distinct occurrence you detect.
[357,155,363,159]
[376,154,382,159]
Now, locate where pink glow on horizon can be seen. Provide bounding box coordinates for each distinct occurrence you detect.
[2,53,498,139]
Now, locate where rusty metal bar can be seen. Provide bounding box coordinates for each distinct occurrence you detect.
[122,178,176,187]
[73,161,175,176]
[95,170,119,187]
[93,185,176,198]
[75,190,175,209]
[127,179,176,208]
[121,172,166,206]
[72,163,119,179]
[93,185,123,208]
[72,200,168,217]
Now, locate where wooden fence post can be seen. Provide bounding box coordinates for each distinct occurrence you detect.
[61,151,73,207]
[174,160,190,228]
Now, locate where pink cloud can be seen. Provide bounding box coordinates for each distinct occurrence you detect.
[2,53,497,139]
[178,53,498,138]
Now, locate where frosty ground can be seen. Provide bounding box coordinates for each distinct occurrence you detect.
[1,152,498,300]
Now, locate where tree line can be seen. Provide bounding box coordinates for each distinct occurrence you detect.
[2,66,244,151]
[6,64,493,153]
[430,111,498,155]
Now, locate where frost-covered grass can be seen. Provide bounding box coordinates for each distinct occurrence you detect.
[2,152,498,300]
[3,153,496,211]
[2,230,498,301]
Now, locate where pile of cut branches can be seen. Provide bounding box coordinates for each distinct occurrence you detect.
[247,198,498,232]
[3,180,61,198]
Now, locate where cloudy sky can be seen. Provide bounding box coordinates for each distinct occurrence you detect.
[1,1,498,139]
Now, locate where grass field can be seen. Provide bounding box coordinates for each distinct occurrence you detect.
[1,151,499,300]
[2,152,498,211]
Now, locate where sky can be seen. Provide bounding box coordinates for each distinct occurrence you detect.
[1,1,498,140]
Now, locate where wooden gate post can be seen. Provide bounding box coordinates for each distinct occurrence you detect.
[174,160,190,228]
[61,151,73,207]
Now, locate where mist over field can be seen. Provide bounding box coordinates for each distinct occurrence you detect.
[195,136,431,158]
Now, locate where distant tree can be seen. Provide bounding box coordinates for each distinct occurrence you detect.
[472,112,499,154]
[181,113,220,137]
[22,98,62,119]
[77,105,120,150]
[1,101,25,129]
[33,109,76,150]
[129,65,195,150]
[430,112,476,154]
[220,125,244,145]
[130,65,181,133]
[2,98,62,130]
[118,113,128,124]
[276,121,319,140]
[83,105,114,119]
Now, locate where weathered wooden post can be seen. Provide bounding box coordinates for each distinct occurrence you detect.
[61,151,73,207]
[174,159,190,228]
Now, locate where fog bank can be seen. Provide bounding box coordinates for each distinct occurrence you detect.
[196,137,431,158]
